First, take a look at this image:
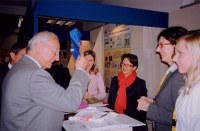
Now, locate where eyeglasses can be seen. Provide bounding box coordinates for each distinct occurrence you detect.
[121,62,133,67]
[157,43,171,48]
[46,43,60,57]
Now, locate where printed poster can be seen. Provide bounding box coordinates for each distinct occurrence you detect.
[104,25,131,88]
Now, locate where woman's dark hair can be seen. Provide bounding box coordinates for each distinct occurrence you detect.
[121,53,138,68]
[157,26,188,45]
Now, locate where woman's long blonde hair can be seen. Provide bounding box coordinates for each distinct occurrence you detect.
[178,31,200,94]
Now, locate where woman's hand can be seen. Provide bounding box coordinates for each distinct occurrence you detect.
[83,92,93,99]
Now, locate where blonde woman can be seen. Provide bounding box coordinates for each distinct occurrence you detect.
[84,50,106,100]
[173,31,200,131]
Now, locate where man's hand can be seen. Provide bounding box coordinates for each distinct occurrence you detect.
[137,96,153,111]
[140,96,154,103]
[75,54,88,70]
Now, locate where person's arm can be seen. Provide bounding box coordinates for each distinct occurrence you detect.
[137,79,147,97]
[107,76,118,109]
[136,79,147,123]
[30,69,89,112]
[147,102,172,125]
[147,71,184,125]
[30,55,89,112]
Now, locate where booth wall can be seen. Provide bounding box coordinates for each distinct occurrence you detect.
[92,25,167,98]
[169,4,200,30]
[131,26,167,97]
[91,27,104,77]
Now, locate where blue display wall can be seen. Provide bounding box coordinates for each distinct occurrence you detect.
[33,0,168,34]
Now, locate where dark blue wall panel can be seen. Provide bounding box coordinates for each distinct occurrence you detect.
[34,1,168,33]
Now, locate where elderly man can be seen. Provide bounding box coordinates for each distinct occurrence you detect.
[1,31,89,131]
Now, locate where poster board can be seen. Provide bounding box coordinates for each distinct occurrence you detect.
[104,25,131,88]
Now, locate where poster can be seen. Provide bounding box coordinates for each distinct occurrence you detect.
[104,25,131,50]
[104,25,131,88]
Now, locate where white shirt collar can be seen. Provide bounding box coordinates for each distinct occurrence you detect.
[166,63,177,74]
[8,62,12,69]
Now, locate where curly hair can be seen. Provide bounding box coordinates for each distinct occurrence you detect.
[121,53,138,69]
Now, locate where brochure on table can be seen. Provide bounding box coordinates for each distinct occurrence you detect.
[63,106,145,131]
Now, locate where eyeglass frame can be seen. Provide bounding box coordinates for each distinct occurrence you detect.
[157,42,172,48]
[121,62,133,68]
[46,43,60,57]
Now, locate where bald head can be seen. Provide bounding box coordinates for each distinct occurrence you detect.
[27,31,60,69]
[27,31,58,51]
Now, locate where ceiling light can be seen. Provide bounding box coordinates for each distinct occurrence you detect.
[47,19,56,24]
[65,21,73,25]
[65,21,76,27]
[18,16,23,27]
[55,20,66,26]
[56,20,63,24]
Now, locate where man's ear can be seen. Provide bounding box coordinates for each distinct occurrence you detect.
[35,41,43,54]
[9,52,15,61]
[35,42,40,50]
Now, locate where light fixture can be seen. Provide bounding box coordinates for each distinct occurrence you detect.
[65,21,76,27]
[18,16,23,27]
[56,20,65,26]
[46,19,76,27]
[47,19,57,25]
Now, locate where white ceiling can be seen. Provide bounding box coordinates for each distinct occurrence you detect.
[95,0,196,13]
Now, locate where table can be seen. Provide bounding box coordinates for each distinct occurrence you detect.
[62,106,145,131]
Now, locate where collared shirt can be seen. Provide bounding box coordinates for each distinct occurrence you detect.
[166,63,177,74]
[8,63,12,69]
[157,63,177,93]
